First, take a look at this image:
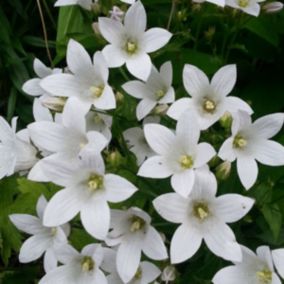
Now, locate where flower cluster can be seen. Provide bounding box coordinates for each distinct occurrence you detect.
[1,1,284,284]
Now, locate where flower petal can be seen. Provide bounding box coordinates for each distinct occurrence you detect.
[44,249,57,272]
[237,157,258,190]
[194,142,216,168]
[9,214,44,235]
[167,97,192,120]
[136,99,156,120]
[22,78,42,96]
[171,170,195,197]
[170,223,202,264]
[143,28,172,53]
[272,249,284,279]
[141,261,161,283]
[215,194,254,223]
[126,53,152,81]
[94,85,116,110]
[183,64,210,98]
[143,226,168,260]
[218,138,236,162]
[153,193,188,223]
[211,64,237,97]
[98,17,124,45]
[122,80,149,99]
[160,61,173,86]
[102,45,126,68]
[224,96,253,115]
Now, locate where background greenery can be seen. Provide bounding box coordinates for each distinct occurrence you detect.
[0,0,284,283]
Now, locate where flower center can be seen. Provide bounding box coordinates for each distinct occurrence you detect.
[126,40,138,54]
[203,98,216,113]
[90,86,104,98]
[193,202,210,220]
[81,256,95,272]
[256,269,272,284]
[238,0,249,7]
[155,89,166,100]
[88,174,104,192]
[129,216,146,233]
[179,155,194,169]
[134,267,143,279]
[50,227,57,236]
[233,134,247,149]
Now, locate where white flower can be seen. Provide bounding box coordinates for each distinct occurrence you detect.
[213,246,283,284]
[99,1,172,80]
[28,97,108,181]
[138,112,216,197]
[0,116,37,179]
[106,207,168,283]
[153,170,254,264]
[272,249,284,279]
[226,0,263,16]
[22,58,61,98]
[54,0,96,10]
[41,157,137,240]
[107,261,161,284]
[109,6,125,22]
[123,117,160,166]
[167,64,253,130]
[39,244,108,284]
[122,61,175,120]
[40,40,116,114]
[218,111,284,189]
[9,195,70,272]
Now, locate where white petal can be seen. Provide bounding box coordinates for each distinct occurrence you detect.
[40,74,83,98]
[170,223,202,264]
[204,221,242,262]
[98,17,124,45]
[34,58,52,78]
[104,174,137,203]
[126,53,152,81]
[144,123,175,155]
[160,61,173,86]
[224,96,253,115]
[43,187,87,226]
[194,142,216,168]
[81,198,110,240]
[136,99,156,120]
[183,64,210,98]
[0,116,14,141]
[231,110,252,135]
[215,194,254,223]
[94,85,116,110]
[254,140,284,166]
[143,226,168,260]
[167,98,192,120]
[56,244,80,264]
[33,98,53,122]
[153,193,188,223]
[272,274,282,284]
[171,170,195,197]
[124,1,146,36]
[122,80,149,99]
[66,39,93,82]
[102,45,125,68]
[138,156,173,178]
[44,249,57,272]
[141,261,161,283]
[9,214,44,235]
[20,234,51,263]
[272,249,284,279]
[36,195,48,220]
[218,138,236,162]
[257,246,273,270]
[243,3,261,16]
[116,235,143,283]
[54,0,78,7]
[22,78,42,96]
[211,64,237,97]
[143,28,172,53]
[237,157,258,190]
[252,113,284,139]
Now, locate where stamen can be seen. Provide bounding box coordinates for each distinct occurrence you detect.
[88,174,104,192]
[203,98,216,113]
[179,155,194,169]
[81,256,95,272]
[238,0,249,7]
[126,41,137,54]
[50,227,57,236]
[256,269,272,284]
[134,267,143,279]
[233,134,247,149]
[129,216,145,233]
[90,86,104,98]
[193,203,210,220]
[155,89,165,100]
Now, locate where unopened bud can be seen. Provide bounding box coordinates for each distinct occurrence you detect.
[216,161,231,180]
[92,22,101,36]
[116,91,124,104]
[152,104,169,116]
[219,111,232,129]
[263,1,283,13]
[40,96,66,112]
[106,149,123,168]
[161,265,177,282]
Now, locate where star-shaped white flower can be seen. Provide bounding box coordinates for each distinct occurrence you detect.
[226,0,263,16]
[153,170,254,264]
[167,64,253,130]
[40,39,116,114]
[42,157,137,240]
[99,1,172,80]
[122,61,175,120]
[106,207,168,283]
[138,112,216,197]
[213,246,283,284]
[218,111,284,189]
[40,244,108,284]
[9,195,70,272]
[107,261,161,284]
[22,58,61,98]
[0,116,37,179]
[54,0,96,10]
